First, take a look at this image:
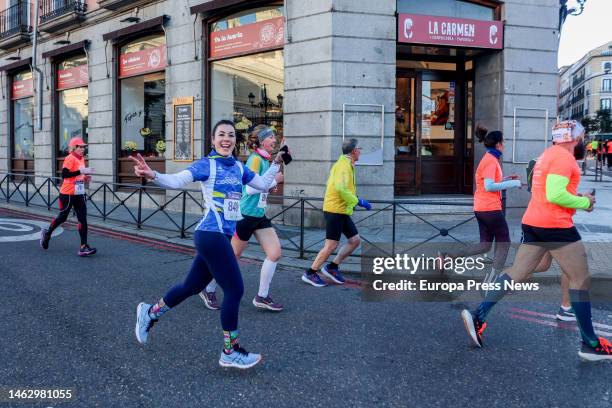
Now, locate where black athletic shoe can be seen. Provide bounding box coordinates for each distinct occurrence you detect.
[78,245,97,257]
[461,309,487,348]
[578,337,612,362]
[40,229,50,250]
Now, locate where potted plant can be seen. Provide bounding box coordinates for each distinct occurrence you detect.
[124,140,137,156]
[155,140,166,158]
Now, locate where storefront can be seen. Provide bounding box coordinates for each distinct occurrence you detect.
[394,0,503,195]
[204,2,284,157]
[42,42,91,177]
[10,67,35,175]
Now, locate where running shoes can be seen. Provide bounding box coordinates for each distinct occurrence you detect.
[461,309,487,348]
[219,346,262,369]
[78,244,97,257]
[40,229,50,250]
[578,337,612,361]
[135,302,157,345]
[555,306,576,322]
[301,272,327,287]
[321,265,345,284]
[253,295,283,311]
[199,291,220,310]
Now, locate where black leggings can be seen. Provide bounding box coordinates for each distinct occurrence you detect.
[48,194,88,245]
[450,210,510,271]
[163,231,244,331]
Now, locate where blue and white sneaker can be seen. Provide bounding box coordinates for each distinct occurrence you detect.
[301,272,327,287]
[219,346,262,369]
[555,306,576,322]
[321,265,345,284]
[135,302,157,345]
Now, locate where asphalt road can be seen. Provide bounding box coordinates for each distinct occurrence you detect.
[1,211,612,407]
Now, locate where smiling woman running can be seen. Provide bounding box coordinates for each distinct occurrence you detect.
[133,120,285,369]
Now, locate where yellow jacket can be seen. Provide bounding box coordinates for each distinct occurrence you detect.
[323,154,359,215]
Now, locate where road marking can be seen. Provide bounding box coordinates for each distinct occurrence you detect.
[0,218,63,242]
[509,308,612,337]
[510,307,612,330]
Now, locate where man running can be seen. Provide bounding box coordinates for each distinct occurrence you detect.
[461,120,612,361]
[40,137,96,256]
[302,138,371,287]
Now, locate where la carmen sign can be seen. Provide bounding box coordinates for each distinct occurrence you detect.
[398,14,503,50]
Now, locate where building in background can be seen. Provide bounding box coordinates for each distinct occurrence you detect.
[558,40,612,122]
[0,0,561,209]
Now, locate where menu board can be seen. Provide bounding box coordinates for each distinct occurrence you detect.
[173,97,194,162]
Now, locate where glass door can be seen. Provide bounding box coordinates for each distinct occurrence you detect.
[394,71,419,195]
[419,71,463,193]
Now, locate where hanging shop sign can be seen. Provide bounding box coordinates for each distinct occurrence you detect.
[119,44,167,78]
[398,14,503,50]
[12,78,33,100]
[57,64,89,90]
[210,16,284,59]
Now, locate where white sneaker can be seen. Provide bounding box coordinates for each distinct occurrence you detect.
[135,302,156,345]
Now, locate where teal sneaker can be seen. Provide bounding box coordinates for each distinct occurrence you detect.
[219,346,262,369]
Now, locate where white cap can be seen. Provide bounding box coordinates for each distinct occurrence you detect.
[552,120,585,143]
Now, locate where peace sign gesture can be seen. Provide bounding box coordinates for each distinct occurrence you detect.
[129,153,155,179]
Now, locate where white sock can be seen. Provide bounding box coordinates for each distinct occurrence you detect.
[206,280,217,293]
[258,258,277,297]
[561,305,572,311]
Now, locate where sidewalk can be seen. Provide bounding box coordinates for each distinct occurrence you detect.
[3,169,612,277]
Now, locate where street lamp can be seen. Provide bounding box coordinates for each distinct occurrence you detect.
[277,93,284,109]
[559,0,587,30]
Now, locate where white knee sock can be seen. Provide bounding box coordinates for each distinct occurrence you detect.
[206,280,217,293]
[258,258,277,297]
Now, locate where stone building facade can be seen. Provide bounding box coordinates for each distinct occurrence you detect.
[0,0,561,210]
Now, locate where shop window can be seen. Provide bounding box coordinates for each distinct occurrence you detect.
[397,0,495,21]
[211,50,283,156]
[118,34,166,183]
[56,54,89,173]
[209,6,284,156]
[11,69,34,174]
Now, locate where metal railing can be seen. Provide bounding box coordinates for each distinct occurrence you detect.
[0,1,31,38]
[40,0,86,23]
[0,172,520,259]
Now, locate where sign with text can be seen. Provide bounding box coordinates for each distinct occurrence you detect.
[57,65,89,90]
[398,14,503,50]
[119,44,167,78]
[12,78,33,100]
[173,97,194,162]
[210,16,284,59]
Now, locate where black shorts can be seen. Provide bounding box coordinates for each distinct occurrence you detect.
[521,224,581,249]
[324,211,358,241]
[235,215,273,241]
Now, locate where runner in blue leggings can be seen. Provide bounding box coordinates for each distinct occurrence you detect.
[132,120,285,369]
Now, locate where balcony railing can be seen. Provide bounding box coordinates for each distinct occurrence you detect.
[40,0,86,24]
[0,1,31,39]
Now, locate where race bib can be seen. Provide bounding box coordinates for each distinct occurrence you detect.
[224,192,242,221]
[75,180,85,195]
[257,193,268,209]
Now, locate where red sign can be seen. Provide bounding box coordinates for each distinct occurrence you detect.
[57,65,89,90]
[119,44,167,78]
[398,14,503,50]
[210,16,284,59]
[12,78,33,100]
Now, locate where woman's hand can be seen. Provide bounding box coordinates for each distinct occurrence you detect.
[129,153,155,180]
[274,149,286,164]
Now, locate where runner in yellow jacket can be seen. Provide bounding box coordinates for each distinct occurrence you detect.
[302,138,372,287]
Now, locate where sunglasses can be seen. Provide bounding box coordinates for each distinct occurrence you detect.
[76,145,87,149]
